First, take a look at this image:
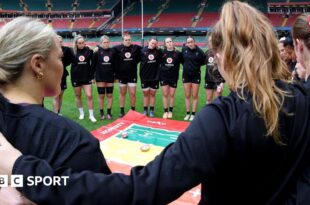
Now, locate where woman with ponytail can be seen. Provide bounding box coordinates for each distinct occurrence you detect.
[292,13,310,85]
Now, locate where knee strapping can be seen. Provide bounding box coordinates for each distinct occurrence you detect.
[97,87,106,94]
[106,86,114,94]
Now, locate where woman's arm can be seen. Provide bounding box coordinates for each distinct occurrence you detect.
[0,105,229,205]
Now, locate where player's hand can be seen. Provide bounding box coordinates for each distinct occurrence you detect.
[291,70,296,81]
[216,83,224,93]
[0,132,22,175]
[0,187,37,205]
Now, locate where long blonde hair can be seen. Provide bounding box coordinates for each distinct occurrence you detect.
[211,1,291,144]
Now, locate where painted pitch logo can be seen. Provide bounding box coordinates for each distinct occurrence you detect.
[166,57,173,64]
[125,52,131,58]
[208,57,214,63]
[103,56,110,62]
[148,54,154,61]
[79,56,85,62]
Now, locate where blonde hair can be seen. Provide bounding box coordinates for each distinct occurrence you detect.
[0,17,56,85]
[73,35,84,55]
[100,35,110,44]
[211,1,291,144]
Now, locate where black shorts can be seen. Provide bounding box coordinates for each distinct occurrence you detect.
[119,78,137,85]
[204,81,217,90]
[60,75,67,90]
[96,79,114,83]
[160,80,178,88]
[71,80,92,87]
[182,72,201,84]
[141,81,159,90]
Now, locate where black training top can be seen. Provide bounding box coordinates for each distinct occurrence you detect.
[71,47,94,82]
[92,46,116,82]
[0,95,110,174]
[204,49,225,84]
[113,44,141,80]
[182,45,206,76]
[13,81,310,205]
[139,47,162,82]
[61,46,73,79]
[159,49,182,82]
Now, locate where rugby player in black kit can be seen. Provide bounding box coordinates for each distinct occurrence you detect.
[140,37,162,117]
[71,35,97,122]
[92,35,116,120]
[204,43,225,104]
[159,37,183,119]
[182,36,206,121]
[113,34,141,117]
[52,35,73,115]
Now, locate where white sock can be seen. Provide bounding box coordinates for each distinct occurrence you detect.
[89,109,94,117]
[79,107,84,115]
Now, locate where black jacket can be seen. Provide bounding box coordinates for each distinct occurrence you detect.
[113,44,141,80]
[204,49,225,84]
[61,46,73,79]
[139,47,161,82]
[13,81,310,205]
[159,49,182,82]
[92,46,115,82]
[71,47,94,82]
[0,95,111,174]
[182,46,206,76]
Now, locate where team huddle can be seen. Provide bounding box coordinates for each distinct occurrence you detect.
[54,34,225,122]
[0,1,310,204]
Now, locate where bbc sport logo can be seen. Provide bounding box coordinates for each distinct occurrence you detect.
[0,175,69,187]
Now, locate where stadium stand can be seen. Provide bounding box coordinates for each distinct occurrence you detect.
[267,13,284,27]
[0,0,22,10]
[0,0,308,39]
[110,0,208,29]
[204,0,224,12]
[77,0,100,10]
[51,19,70,29]
[195,12,219,27]
[151,13,194,28]
[110,0,157,29]
[151,0,201,28]
[73,17,109,29]
[51,0,74,11]
[164,0,202,13]
[23,0,48,11]
[97,0,118,9]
